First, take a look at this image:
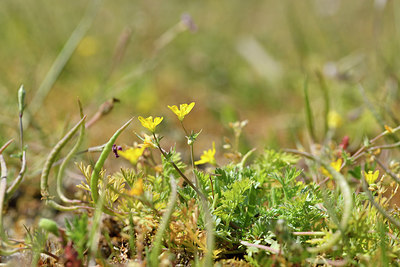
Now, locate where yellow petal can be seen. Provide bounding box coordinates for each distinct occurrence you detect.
[168,105,180,115]
[365,170,379,184]
[331,158,343,172]
[119,147,145,165]
[195,142,216,166]
[320,167,332,178]
[153,117,163,126]
[138,116,163,132]
[168,102,195,121]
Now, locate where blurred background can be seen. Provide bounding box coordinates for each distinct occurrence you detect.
[1,0,400,163]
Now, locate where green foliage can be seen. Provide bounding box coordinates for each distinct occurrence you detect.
[24,227,47,266]
[65,213,89,259]
[76,163,126,208]
[4,87,400,266]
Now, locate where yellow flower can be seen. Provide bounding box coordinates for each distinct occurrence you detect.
[119,147,145,165]
[168,102,195,121]
[138,116,163,133]
[364,170,379,184]
[321,158,342,178]
[195,142,217,166]
[328,110,342,129]
[139,134,157,149]
[128,178,144,196]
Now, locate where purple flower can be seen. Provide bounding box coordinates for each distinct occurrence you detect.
[181,13,197,32]
[112,144,123,158]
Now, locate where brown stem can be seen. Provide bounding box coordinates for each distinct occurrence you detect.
[0,139,14,154]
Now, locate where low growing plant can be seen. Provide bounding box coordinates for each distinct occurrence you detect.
[2,88,400,266]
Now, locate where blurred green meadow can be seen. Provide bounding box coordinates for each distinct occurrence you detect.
[1,0,400,165]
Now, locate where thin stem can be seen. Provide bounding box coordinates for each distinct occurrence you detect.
[19,114,24,149]
[374,157,400,185]
[0,155,9,243]
[28,143,106,178]
[0,139,14,154]
[180,120,197,189]
[0,247,26,256]
[369,141,400,151]
[351,124,400,161]
[303,76,316,142]
[41,250,60,262]
[180,120,189,136]
[282,148,315,160]
[240,240,280,255]
[5,104,28,202]
[56,101,85,204]
[41,116,87,201]
[153,133,200,196]
[361,174,400,230]
[85,98,119,128]
[47,200,93,212]
[316,71,330,136]
[293,231,326,236]
[180,121,195,169]
[209,176,215,200]
[5,150,27,202]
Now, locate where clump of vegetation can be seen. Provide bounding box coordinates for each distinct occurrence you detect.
[2,85,400,266]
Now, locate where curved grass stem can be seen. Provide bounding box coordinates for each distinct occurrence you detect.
[5,150,27,203]
[40,116,86,205]
[90,118,133,204]
[56,101,85,204]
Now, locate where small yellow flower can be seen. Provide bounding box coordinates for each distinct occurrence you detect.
[321,158,343,178]
[328,110,342,129]
[364,170,379,184]
[195,142,217,166]
[168,102,195,121]
[128,178,144,196]
[139,134,157,149]
[119,147,145,165]
[138,116,163,133]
